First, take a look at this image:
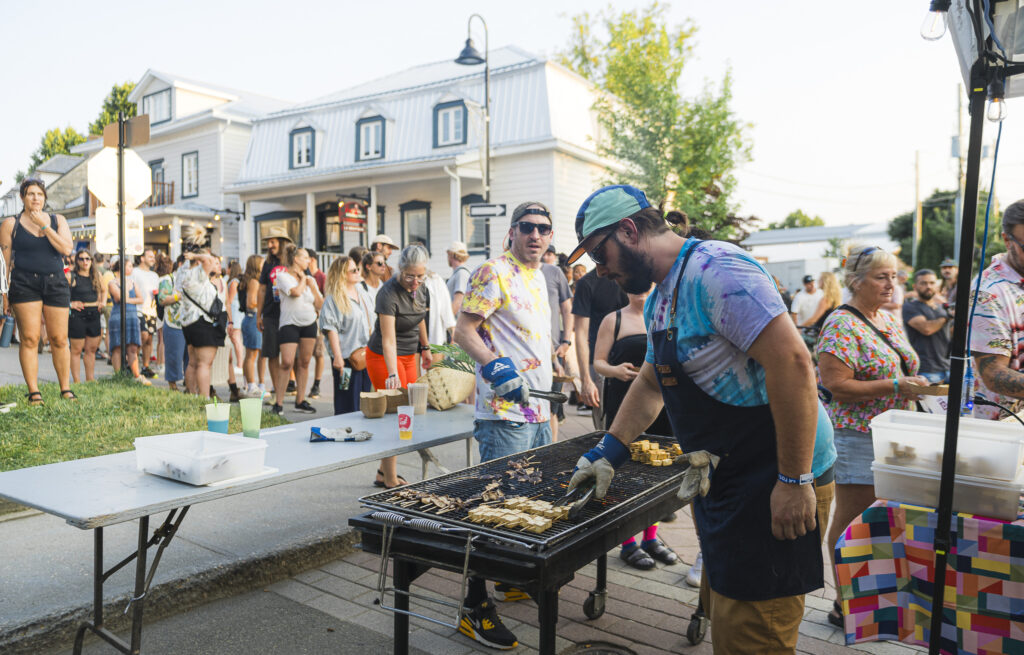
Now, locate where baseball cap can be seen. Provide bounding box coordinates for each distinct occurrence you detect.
[940,257,957,267]
[567,185,651,265]
[802,274,814,284]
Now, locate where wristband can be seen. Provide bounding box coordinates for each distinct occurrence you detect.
[560,339,572,346]
[582,433,631,469]
[418,344,430,353]
[893,378,899,396]
[778,472,814,485]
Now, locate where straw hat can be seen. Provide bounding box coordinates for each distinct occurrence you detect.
[447,241,469,256]
[262,226,293,242]
[372,234,397,247]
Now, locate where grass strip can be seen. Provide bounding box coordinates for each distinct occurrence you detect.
[0,376,287,472]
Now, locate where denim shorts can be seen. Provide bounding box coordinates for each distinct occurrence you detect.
[241,313,261,350]
[834,427,875,485]
[474,419,552,463]
[8,269,70,307]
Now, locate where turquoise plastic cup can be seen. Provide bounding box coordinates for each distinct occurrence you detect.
[205,403,230,434]
[239,398,263,438]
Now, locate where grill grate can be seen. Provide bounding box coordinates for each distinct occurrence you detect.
[360,432,685,551]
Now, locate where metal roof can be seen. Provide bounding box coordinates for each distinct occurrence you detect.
[35,154,83,175]
[742,223,890,246]
[232,47,599,191]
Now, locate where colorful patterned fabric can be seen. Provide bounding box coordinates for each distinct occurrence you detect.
[643,238,787,407]
[969,254,1024,421]
[815,308,920,432]
[835,500,1024,654]
[461,250,552,423]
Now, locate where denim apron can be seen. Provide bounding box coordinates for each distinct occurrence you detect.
[652,240,822,601]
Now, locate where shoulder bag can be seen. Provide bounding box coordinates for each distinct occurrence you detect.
[181,284,228,340]
[838,304,922,410]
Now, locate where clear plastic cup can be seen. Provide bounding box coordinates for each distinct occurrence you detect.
[205,403,230,434]
[407,383,429,415]
[398,405,414,440]
[239,398,263,438]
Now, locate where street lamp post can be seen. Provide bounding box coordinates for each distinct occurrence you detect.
[455,14,490,203]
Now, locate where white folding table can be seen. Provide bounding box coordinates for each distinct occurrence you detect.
[0,404,475,654]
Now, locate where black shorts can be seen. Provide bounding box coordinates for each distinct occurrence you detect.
[182,319,224,348]
[69,308,102,339]
[278,322,318,344]
[140,314,157,334]
[260,313,280,358]
[8,269,70,307]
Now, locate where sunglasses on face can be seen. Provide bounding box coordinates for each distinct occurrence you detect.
[514,221,552,236]
[78,256,91,261]
[587,228,618,266]
[373,261,385,266]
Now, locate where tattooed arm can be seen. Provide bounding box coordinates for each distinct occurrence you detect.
[974,352,1024,398]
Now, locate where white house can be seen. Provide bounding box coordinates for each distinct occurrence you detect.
[228,46,612,273]
[70,71,291,261]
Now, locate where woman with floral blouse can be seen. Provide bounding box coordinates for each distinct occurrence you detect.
[815,245,928,627]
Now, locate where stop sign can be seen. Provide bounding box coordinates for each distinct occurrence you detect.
[87,147,153,209]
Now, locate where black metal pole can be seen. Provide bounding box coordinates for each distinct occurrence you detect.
[927,68,988,654]
[117,111,127,375]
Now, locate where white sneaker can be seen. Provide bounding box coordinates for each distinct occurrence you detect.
[685,552,703,588]
[135,375,152,387]
[247,383,261,398]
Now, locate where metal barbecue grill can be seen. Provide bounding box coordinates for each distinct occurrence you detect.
[350,432,690,655]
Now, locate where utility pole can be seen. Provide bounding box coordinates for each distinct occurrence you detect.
[954,84,965,255]
[914,151,922,269]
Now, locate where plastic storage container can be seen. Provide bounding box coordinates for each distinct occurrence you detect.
[872,461,1024,521]
[870,409,1024,481]
[135,431,268,486]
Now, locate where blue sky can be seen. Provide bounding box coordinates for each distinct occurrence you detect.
[0,0,1011,227]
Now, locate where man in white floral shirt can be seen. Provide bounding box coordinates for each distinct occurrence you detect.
[971,200,1024,420]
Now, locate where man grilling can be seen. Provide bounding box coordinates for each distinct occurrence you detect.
[453,201,554,650]
[565,185,822,654]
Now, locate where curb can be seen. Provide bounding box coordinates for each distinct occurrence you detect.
[1,529,361,655]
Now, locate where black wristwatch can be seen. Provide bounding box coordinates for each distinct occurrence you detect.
[560,339,572,346]
[418,344,431,353]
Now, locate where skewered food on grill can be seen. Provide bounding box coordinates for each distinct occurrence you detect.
[505,456,544,483]
[505,496,570,520]
[467,505,554,533]
[629,440,682,466]
[386,489,468,513]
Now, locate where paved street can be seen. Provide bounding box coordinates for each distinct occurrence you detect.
[0,343,924,654]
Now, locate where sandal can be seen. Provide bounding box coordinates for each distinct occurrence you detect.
[827,599,844,628]
[60,389,78,401]
[641,538,679,565]
[620,545,656,570]
[26,391,44,406]
[375,469,408,488]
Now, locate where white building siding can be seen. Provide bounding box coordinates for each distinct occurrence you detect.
[221,123,251,211]
[175,88,228,120]
[551,152,604,256]
[132,125,221,208]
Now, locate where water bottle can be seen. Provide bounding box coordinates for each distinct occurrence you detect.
[960,359,975,418]
[0,315,13,348]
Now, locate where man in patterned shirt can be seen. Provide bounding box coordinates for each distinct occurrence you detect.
[971,200,1024,420]
[453,201,553,650]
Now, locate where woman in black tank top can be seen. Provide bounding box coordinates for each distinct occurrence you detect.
[69,251,106,382]
[0,179,75,405]
[594,288,678,571]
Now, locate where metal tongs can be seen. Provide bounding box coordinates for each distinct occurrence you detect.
[554,478,596,521]
[486,388,569,405]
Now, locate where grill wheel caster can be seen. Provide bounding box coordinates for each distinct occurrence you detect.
[583,591,606,619]
[686,606,708,645]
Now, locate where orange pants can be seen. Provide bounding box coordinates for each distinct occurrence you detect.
[366,348,418,390]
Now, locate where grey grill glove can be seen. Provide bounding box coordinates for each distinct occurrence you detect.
[674,450,721,502]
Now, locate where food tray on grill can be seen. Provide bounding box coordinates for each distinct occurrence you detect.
[359,432,686,551]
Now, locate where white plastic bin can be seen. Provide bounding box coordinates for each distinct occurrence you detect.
[870,409,1024,481]
[135,431,267,486]
[872,461,1024,521]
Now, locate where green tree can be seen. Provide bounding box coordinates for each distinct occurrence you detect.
[888,189,1004,272]
[560,2,753,241]
[823,237,845,259]
[767,209,825,230]
[28,127,86,173]
[89,82,137,136]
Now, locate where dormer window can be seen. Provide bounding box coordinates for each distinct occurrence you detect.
[434,100,467,147]
[356,117,385,161]
[290,127,314,169]
[142,89,172,125]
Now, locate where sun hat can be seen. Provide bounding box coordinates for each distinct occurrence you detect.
[372,234,397,247]
[567,185,651,265]
[262,225,292,243]
[447,241,469,256]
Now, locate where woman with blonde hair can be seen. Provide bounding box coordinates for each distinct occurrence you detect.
[816,246,929,627]
[320,256,373,415]
[174,226,224,398]
[799,271,843,333]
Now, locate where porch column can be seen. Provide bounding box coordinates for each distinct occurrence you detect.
[304,192,315,249]
[367,184,378,246]
[448,171,462,243]
[241,202,253,259]
[170,215,181,259]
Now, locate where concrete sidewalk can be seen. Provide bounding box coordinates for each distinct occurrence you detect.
[0,342,923,654]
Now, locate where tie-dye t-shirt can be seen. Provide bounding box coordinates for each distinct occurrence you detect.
[461,251,552,422]
[643,238,785,406]
[969,254,1024,420]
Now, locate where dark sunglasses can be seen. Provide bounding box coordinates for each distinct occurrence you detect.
[77,256,91,261]
[850,246,880,271]
[514,221,552,236]
[587,228,618,266]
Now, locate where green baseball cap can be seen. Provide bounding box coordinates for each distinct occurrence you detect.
[567,185,651,264]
